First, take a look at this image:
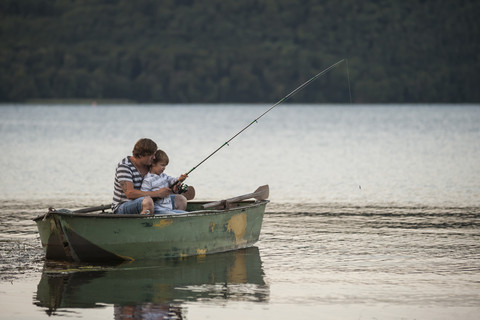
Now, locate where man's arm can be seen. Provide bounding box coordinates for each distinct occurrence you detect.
[120,181,171,199]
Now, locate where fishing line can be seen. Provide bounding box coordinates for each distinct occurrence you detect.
[346,59,353,104]
[186,59,347,175]
[343,59,362,191]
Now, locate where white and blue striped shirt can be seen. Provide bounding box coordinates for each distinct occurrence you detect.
[141,172,177,210]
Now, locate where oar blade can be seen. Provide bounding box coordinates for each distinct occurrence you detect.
[202,185,269,209]
[253,185,269,201]
[183,186,195,200]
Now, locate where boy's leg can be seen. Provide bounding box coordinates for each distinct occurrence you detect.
[174,195,188,211]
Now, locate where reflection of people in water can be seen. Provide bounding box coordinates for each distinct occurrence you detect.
[114,303,183,320]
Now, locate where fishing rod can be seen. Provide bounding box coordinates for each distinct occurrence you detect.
[186,58,347,175]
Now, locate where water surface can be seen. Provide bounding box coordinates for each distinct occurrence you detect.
[1,104,479,319]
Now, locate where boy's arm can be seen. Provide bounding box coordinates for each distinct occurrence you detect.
[167,173,187,187]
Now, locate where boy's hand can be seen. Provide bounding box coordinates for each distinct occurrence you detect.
[170,174,188,194]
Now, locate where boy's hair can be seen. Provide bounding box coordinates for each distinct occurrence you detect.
[132,138,157,158]
[153,149,169,165]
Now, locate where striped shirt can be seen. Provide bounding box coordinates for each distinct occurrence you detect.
[112,156,143,212]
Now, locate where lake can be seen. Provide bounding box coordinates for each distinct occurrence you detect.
[0,104,479,319]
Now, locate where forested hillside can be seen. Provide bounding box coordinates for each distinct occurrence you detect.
[1,0,479,103]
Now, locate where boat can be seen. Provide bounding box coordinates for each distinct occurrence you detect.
[33,185,269,262]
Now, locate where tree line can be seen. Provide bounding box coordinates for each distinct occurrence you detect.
[1,0,479,103]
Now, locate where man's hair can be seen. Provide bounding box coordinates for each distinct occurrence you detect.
[153,149,169,165]
[132,138,157,158]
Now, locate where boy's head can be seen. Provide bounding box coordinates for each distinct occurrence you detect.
[150,149,169,175]
[153,150,169,165]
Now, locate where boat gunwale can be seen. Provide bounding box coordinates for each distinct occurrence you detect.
[33,200,269,221]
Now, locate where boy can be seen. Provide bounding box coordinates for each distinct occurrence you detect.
[141,149,188,214]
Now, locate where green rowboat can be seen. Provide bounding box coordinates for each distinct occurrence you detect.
[33,186,269,262]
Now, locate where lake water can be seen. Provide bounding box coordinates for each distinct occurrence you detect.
[0,104,479,319]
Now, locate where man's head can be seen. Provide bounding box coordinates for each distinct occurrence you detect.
[132,138,157,158]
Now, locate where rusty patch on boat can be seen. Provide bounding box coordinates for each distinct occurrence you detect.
[227,213,247,245]
[154,219,174,228]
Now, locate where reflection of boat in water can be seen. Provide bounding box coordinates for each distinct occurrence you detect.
[34,247,269,316]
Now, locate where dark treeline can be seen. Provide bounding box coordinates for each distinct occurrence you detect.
[1,0,479,103]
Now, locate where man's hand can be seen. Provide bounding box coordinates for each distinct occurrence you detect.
[154,187,172,198]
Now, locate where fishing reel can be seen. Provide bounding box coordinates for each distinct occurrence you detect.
[172,182,189,194]
[177,183,189,194]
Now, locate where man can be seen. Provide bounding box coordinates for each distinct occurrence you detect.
[112,138,172,214]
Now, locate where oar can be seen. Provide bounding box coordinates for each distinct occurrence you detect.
[202,185,269,209]
[183,185,195,200]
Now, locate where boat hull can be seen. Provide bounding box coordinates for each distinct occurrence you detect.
[34,200,268,262]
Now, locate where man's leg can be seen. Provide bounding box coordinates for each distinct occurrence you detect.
[116,197,153,215]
